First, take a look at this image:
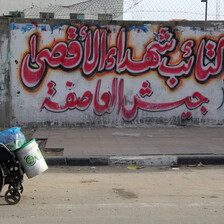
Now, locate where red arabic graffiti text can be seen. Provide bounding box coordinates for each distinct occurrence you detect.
[20,25,224,92]
[40,78,209,121]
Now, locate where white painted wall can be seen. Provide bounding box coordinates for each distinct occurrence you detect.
[9,21,224,127]
[0,34,8,100]
[0,28,10,127]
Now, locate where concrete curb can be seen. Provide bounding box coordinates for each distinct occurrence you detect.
[177,155,224,165]
[67,157,109,166]
[45,157,67,166]
[45,155,224,166]
[45,157,109,166]
[109,156,177,166]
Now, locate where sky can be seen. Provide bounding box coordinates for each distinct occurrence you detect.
[123,0,223,21]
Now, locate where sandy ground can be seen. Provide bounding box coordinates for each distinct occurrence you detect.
[1,165,224,224]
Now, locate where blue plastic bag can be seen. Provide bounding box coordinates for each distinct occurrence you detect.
[0,127,26,151]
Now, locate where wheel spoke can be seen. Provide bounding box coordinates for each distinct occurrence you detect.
[5,189,21,205]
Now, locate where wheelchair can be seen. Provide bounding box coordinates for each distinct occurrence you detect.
[0,143,24,205]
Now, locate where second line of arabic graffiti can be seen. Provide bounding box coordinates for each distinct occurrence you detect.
[40,78,209,121]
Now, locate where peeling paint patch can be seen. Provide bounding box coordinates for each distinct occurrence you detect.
[0,77,7,92]
[190,26,201,31]
[11,23,52,33]
[131,25,148,33]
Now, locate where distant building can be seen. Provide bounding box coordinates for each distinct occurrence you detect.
[1,0,123,20]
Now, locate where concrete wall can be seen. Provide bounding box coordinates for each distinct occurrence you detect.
[2,18,224,127]
[0,18,10,127]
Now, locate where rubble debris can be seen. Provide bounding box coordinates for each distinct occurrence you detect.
[127,165,137,170]
[172,167,180,170]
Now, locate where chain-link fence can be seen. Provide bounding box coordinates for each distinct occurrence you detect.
[123,0,223,21]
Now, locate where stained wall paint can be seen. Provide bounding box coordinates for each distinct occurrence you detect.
[8,20,224,127]
[0,18,10,127]
[0,36,9,95]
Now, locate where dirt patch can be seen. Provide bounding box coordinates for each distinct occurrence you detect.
[81,179,99,184]
[35,139,64,157]
[36,139,47,150]
[112,188,138,199]
[43,148,64,157]
[20,128,36,142]
[210,195,218,198]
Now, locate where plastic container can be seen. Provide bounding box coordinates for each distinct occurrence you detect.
[16,139,48,179]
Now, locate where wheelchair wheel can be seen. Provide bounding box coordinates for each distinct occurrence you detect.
[8,183,23,193]
[5,188,21,205]
[0,164,4,193]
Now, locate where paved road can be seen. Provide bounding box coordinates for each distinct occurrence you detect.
[1,165,224,224]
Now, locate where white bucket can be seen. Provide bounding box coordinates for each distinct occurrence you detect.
[16,139,48,179]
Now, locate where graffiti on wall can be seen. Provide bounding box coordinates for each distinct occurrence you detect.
[20,25,224,92]
[14,23,224,123]
[40,78,209,121]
